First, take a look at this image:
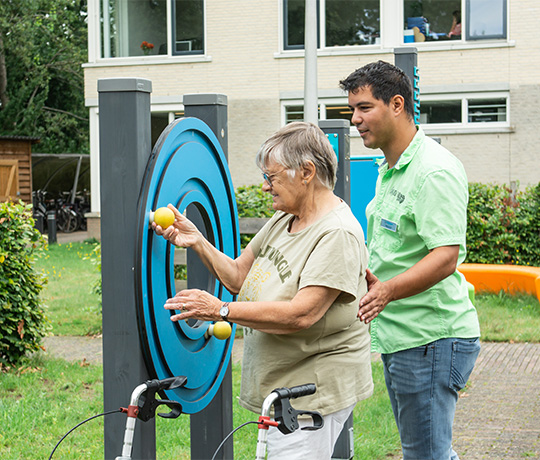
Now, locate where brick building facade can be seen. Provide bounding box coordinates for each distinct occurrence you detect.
[84,0,540,214]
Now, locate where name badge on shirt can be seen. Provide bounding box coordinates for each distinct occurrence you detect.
[380,218,398,232]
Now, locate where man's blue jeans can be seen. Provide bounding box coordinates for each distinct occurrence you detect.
[381,337,480,460]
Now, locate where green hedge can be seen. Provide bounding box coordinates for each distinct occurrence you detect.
[0,201,49,367]
[466,182,540,266]
[235,184,274,218]
[235,184,274,247]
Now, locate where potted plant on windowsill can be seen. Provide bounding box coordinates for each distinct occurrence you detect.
[140,41,154,55]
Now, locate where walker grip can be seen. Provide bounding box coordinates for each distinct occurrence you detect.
[274,383,316,400]
[271,384,323,435]
[137,376,187,422]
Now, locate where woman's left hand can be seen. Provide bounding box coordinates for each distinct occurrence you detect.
[165,289,222,322]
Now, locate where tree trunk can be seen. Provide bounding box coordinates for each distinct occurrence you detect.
[0,31,9,110]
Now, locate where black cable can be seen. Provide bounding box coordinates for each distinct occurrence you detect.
[48,409,123,460]
[210,420,260,460]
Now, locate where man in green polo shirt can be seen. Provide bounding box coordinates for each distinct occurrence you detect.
[340,61,480,460]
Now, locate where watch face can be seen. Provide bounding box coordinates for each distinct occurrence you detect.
[220,306,229,318]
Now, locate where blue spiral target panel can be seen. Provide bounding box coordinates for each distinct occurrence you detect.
[135,117,239,414]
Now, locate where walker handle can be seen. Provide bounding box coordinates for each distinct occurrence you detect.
[272,384,323,435]
[273,383,316,400]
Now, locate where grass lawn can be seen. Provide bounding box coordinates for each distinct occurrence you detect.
[0,356,397,460]
[0,241,401,459]
[2,241,539,458]
[34,241,102,336]
[474,291,540,342]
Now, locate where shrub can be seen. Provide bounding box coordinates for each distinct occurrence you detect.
[0,201,49,367]
[466,182,540,266]
[235,184,274,218]
[235,184,274,247]
[517,183,540,266]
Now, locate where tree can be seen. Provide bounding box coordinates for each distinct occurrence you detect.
[0,0,88,154]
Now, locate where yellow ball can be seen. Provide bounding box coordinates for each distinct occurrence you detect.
[153,207,175,229]
[212,321,232,340]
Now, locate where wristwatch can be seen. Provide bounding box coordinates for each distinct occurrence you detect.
[219,302,230,321]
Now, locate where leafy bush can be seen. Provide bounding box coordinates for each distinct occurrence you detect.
[0,201,49,367]
[235,184,274,247]
[466,182,540,266]
[235,184,274,218]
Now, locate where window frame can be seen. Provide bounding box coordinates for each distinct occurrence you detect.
[419,91,510,134]
[171,0,205,56]
[281,90,510,137]
[465,0,507,41]
[283,0,320,50]
[96,0,207,61]
[283,98,349,123]
[281,98,356,134]
[277,0,510,57]
[402,0,508,46]
[282,0,380,51]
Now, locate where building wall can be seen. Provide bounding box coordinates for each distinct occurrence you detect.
[85,0,540,204]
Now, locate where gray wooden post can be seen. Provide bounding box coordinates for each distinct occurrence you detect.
[183,94,234,460]
[98,78,155,460]
[394,47,420,124]
[319,119,351,205]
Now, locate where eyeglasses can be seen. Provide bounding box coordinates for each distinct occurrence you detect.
[262,168,287,187]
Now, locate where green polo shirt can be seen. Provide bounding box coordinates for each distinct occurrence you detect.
[366,127,480,354]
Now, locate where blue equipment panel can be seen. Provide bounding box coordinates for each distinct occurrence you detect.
[135,117,239,414]
[325,133,339,160]
[350,155,384,237]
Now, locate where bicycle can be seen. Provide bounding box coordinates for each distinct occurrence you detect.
[55,194,81,233]
[48,377,323,460]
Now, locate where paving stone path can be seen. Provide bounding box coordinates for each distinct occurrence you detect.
[452,342,540,459]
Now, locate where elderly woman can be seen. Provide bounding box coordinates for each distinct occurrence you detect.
[153,121,372,459]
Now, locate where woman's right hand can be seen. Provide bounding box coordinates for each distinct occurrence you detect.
[152,204,201,248]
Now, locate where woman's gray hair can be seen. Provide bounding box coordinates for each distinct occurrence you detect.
[255,122,338,190]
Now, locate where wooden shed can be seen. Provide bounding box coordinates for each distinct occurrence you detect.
[0,136,40,204]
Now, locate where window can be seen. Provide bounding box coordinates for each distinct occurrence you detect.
[284,0,312,49]
[420,100,461,124]
[419,95,508,128]
[468,98,507,123]
[283,0,380,50]
[325,0,380,46]
[285,105,307,123]
[151,110,185,147]
[172,0,204,55]
[283,102,351,124]
[467,0,506,40]
[100,0,204,58]
[151,112,170,147]
[326,104,353,121]
[402,0,506,44]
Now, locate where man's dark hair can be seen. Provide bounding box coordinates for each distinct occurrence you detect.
[339,60,415,120]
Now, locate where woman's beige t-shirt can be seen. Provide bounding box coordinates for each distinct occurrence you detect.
[237,202,373,415]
